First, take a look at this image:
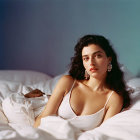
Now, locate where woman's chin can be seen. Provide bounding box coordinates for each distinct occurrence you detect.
[90,72,106,79]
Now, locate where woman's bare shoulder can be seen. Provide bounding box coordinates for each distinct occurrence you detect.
[103,91,123,122]
[112,91,123,102]
[60,75,74,80]
[60,75,74,84]
[109,91,123,108]
[56,75,75,92]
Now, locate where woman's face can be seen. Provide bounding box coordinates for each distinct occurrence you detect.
[82,44,111,79]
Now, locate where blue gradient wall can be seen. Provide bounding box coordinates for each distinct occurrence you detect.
[0,1,4,68]
[1,0,140,76]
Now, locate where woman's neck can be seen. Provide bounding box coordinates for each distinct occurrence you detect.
[85,76,106,92]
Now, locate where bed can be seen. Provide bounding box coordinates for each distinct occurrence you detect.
[0,67,140,140]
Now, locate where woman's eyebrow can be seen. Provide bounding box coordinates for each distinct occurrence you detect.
[92,51,103,55]
[82,51,103,57]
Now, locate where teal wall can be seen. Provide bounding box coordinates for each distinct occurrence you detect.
[1,0,140,76]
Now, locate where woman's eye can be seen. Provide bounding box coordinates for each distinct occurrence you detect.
[96,54,102,58]
[83,57,89,61]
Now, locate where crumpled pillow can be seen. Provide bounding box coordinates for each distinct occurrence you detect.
[127,78,140,90]
[127,78,140,110]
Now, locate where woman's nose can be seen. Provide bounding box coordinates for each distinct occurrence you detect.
[90,58,95,66]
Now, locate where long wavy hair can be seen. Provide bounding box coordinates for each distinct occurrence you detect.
[69,34,131,108]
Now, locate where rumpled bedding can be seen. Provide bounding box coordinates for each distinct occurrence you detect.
[0,72,140,140]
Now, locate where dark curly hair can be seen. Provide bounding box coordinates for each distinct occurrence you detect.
[69,34,131,108]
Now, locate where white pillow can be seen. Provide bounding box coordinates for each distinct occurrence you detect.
[127,78,140,90]
[127,78,140,110]
[0,70,52,85]
[0,80,23,105]
[120,64,135,81]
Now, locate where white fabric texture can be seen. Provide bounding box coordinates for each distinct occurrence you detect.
[127,78,140,110]
[7,109,140,140]
[78,109,140,140]
[0,69,140,140]
[0,123,58,140]
[38,116,80,140]
[2,93,48,125]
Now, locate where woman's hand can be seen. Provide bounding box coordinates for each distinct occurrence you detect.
[34,116,41,128]
[24,89,45,98]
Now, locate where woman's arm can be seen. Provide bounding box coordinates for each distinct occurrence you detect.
[34,75,74,128]
[102,93,123,122]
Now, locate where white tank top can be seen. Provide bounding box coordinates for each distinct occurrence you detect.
[58,80,113,131]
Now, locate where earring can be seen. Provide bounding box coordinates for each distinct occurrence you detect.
[85,70,90,79]
[107,62,112,72]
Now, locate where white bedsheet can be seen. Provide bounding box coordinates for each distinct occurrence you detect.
[78,109,140,140]
[0,71,140,140]
[0,123,58,140]
[1,109,140,140]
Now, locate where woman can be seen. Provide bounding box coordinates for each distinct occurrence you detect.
[34,34,131,131]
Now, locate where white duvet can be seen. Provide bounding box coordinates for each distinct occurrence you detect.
[0,70,140,140]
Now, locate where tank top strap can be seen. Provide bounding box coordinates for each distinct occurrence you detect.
[69,80,76,93]
[104,91,114,108]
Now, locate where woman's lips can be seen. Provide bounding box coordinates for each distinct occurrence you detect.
[89,67,98,72]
